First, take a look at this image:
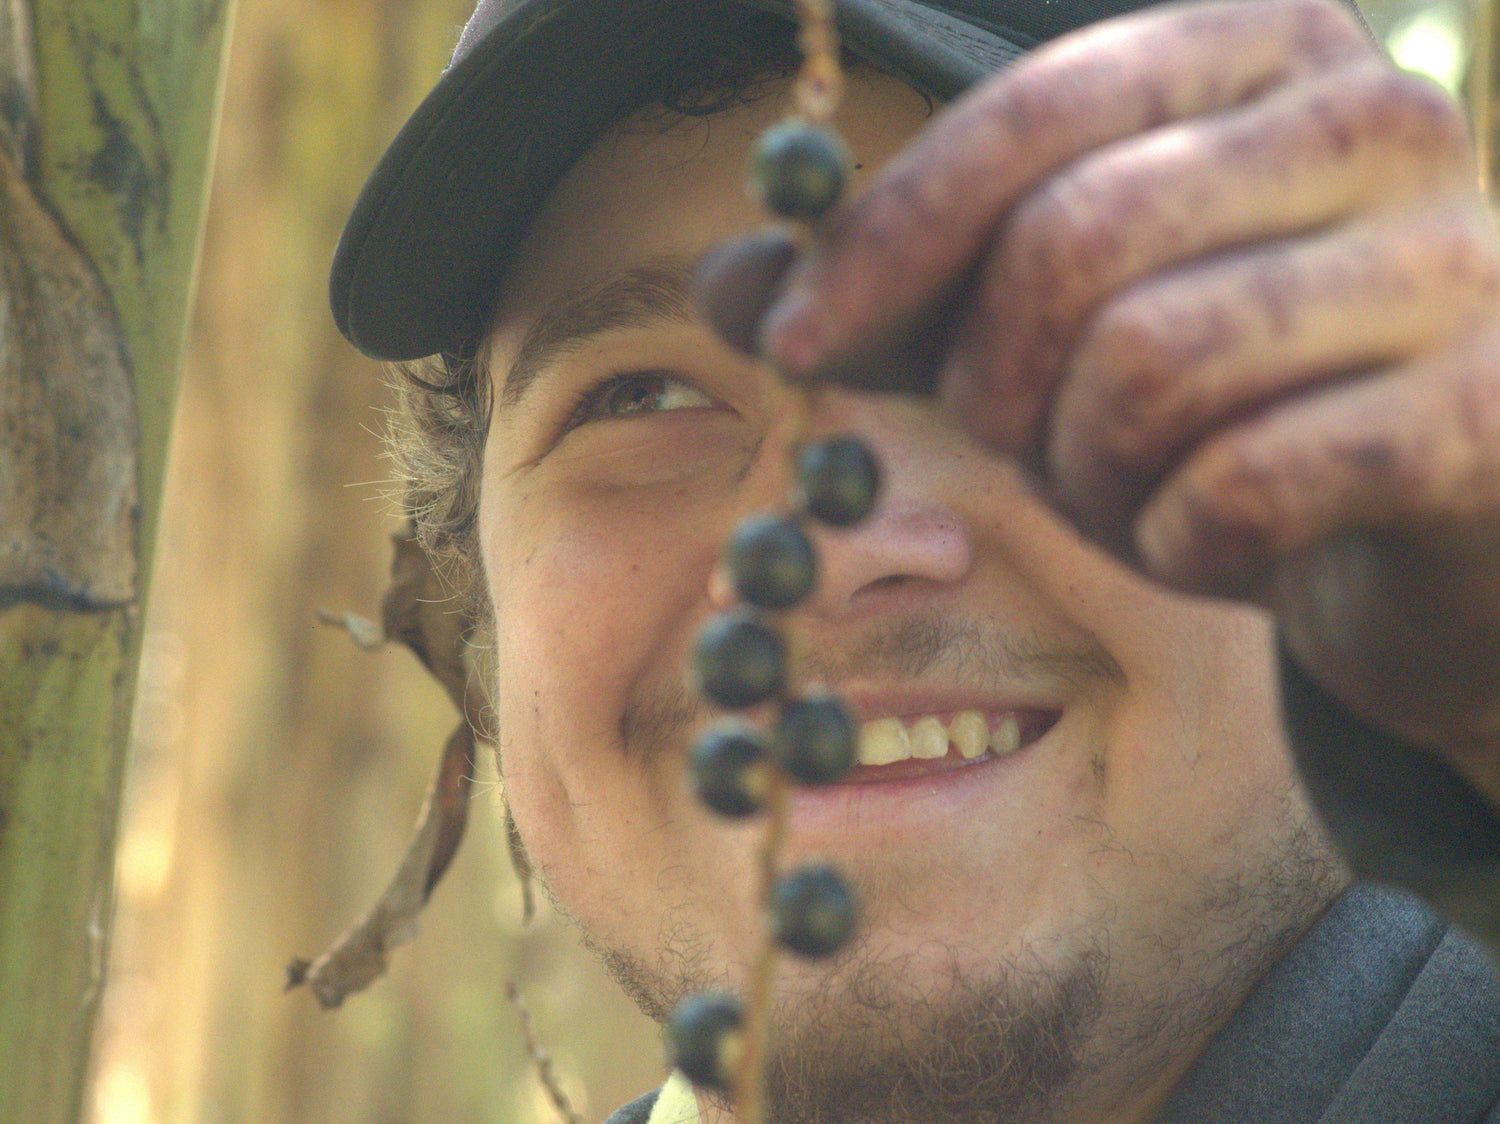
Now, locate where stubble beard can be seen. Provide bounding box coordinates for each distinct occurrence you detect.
[761,944,1106,1124]
[597,924,1106,1124]
[592,816,1343,1124]
[578,619,1347,1122]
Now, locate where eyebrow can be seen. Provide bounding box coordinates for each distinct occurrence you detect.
[498,255,701,411]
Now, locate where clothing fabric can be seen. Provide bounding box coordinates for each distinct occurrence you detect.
[646,1072,700,1124]
[1278,646,1500,954]
[602,1087,657,1124]
[1155,884,1500,1123]
[599,1072,699,1124]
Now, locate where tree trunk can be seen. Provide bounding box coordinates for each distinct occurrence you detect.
[0,2,231,1121]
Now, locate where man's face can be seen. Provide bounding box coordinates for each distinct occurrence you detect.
[478,69,1344,1122]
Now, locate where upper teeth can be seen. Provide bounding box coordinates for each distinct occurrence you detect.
[856,710,1023,767]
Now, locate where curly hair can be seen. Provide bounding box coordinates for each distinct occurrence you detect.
[385,352,490,616]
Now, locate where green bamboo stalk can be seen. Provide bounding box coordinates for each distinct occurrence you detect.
[0,2,233,1121]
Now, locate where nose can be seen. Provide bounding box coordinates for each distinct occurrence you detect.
[801,490,973,618]
[796,397,975,620]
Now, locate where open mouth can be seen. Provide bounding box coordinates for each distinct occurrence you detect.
[840,708,1061,784]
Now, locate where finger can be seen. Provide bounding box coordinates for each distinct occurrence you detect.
[755,0,1374,379]
[1132,323,1500,599]
[945,57,1474,455]
[695,228,798,357]
[1048,199,1500,546]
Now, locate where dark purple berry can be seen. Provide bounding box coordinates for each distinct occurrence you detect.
[796,436,881,527]
[691,722,773,818]
[668,992,746,1090]
[772,865,857,958]
[727,514,816,610]
[772,694,856,785]
[694,610,786,709]
[751,120,851,221]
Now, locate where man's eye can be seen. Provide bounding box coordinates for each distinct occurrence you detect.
[568,371,713,428]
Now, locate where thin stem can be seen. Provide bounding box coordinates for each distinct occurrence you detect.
[505,979,583,1124]
[733,769,790,1124]
[727,9,845,1122]
[733,383,828,1123]
[792,0,842,123]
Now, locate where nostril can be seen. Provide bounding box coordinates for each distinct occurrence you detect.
[804,499,975,618]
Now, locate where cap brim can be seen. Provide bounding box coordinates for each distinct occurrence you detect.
[331,0,1037,362]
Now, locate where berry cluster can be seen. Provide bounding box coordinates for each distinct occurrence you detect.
[671,433,878,1095]
[668,101,881,1112]
[691,439,878,795]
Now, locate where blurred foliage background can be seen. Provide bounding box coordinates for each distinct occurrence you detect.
[78,0,1478,1121]
[82,2,661,1122]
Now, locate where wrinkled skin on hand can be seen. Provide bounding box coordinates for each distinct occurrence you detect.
[701,0,1500,793]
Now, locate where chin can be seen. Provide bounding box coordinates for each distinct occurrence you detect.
[759,939,1107,1124]
[591,811,1344,1124]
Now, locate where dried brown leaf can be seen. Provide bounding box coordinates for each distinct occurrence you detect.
[380,527,470,709]
[287,720,476,1009]
[505,800,535,926]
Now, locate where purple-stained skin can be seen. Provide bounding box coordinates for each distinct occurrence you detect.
[702,0,1500,758]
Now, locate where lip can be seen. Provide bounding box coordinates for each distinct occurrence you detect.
[779,699,1066,847]
[834,684,1071,726]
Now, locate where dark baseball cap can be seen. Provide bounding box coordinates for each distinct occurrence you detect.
[331,0,1170,363]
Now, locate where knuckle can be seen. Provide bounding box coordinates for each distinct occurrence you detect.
[1072,296,1202,469]
[1430,212,1500,304]
[1002,164,1152,310]
[1186,436,1288,545]
[988,65,1072,144]
[1005,174,1128,302]
[1141,439,1285,590]
[1378,206,1500,327]
[1452,358,1500,491]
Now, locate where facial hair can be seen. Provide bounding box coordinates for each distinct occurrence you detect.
[581,616,1347,1123]
[595,818,1340,1124]
[761,944,1105,1124]
[593,926,1105,1123]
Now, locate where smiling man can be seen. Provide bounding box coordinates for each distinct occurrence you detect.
[332,0,1500,1121]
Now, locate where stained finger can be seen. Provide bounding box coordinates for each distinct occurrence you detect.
[755,0,1373,382]
[945,57,1473,454]
[1048,200,1500,546]
[1132,325,1500,599]
[695,229,799,357]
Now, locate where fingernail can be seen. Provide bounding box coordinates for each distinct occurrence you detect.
[693,228,798,357]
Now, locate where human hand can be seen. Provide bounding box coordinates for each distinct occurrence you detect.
[699,0,1500,783]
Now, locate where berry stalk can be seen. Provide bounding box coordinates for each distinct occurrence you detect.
[792,0,841,123]
[670,10,872,1124]
[732,769,789,1124]
[731,382,815,1124]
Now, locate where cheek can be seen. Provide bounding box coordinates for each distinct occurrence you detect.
[481,482,725,848]
[484,492,769,967]
[1095,588,1297,861]
[493,489,721,702]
